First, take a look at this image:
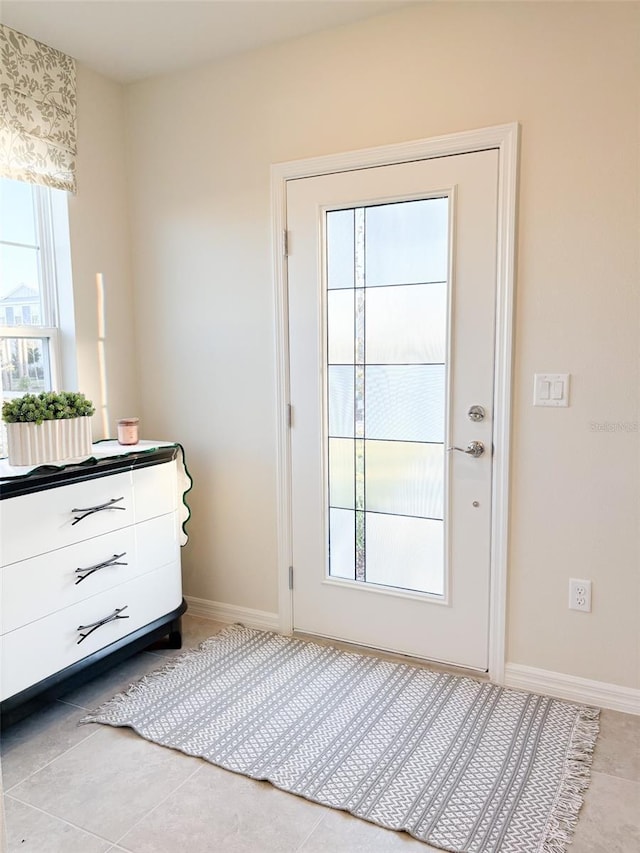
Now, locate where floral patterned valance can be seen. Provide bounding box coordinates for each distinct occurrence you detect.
[0,25,77,192]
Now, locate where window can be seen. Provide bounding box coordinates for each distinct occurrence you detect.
[0,177,76,455]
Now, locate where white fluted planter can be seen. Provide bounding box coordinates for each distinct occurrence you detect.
[6,418,93,466]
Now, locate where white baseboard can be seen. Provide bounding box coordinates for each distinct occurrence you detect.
[184,596,280,633]
[505,663,640,715]
[182,602,639,715]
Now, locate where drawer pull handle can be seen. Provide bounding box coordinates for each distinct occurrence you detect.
[75,552,128,584]
[71,497,126,525]
[77,606,129,644]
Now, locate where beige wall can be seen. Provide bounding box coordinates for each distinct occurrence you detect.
[68,65,139,438]
[125,2,639,687]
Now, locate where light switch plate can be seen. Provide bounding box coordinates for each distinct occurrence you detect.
[534,373,570,407]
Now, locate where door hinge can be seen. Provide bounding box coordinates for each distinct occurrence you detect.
[287,403,292,428]
[288,566,294,590]
[283,229,289,257]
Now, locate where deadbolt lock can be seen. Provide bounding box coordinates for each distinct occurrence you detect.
[467,405,486,422]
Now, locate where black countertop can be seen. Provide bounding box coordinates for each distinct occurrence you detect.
[0,446,179,500]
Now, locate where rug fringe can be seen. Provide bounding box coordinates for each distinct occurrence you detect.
[78,624,245,725]
[540,705,600,853]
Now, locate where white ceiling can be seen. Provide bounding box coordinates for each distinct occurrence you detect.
[1,0,412,83]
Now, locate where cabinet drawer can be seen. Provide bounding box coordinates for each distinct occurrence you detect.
[133,460,178,522]
[1,513,179,634]
[135,511,179,577]
[1,560,182,702]
[0,472,134,566]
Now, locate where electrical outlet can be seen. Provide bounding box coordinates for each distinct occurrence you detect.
[569,578,592,612]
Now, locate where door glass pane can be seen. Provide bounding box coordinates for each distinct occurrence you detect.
[365,365,445,443]
[328,508,355,579]
[365,440,444,519]
[327,289,354,364]
[329,438,355,509]
[325,197,449,596]
[365,198,448,287]
[328,366,354,438]
[326,209,355,290]
[366,283,446,364]
[366,513,444,595]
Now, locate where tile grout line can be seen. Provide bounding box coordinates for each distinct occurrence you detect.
[293,808,331,852]
[111,761,205,849]
[590,769,640,785]
[3,725,102,794]
[56,697,93,711]
[4,792,115,846]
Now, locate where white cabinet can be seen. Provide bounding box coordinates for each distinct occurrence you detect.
[0,448,186,722]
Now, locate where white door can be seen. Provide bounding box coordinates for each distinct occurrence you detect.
[287,149,499,671]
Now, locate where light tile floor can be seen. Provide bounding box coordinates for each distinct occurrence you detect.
[1,615,639,853]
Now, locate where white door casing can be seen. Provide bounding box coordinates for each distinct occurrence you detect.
[272,124,519,681]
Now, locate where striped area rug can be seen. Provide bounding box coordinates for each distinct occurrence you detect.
[81,624,599,853]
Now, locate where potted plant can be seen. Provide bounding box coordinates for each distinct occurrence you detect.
[2,391,95,466]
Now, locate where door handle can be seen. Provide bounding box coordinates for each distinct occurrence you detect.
[447,440,485,458]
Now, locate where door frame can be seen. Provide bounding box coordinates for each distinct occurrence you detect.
[270,123,520,683]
